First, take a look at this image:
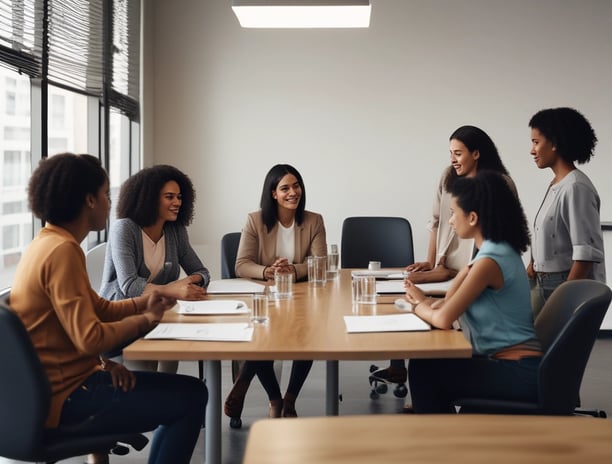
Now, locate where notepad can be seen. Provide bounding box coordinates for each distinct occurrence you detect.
[144,323,254,341]
[376,279,454,295]
[351,270,406,279]
[344,314,431,333]
[176,300,249,315]
[207,279,266,294]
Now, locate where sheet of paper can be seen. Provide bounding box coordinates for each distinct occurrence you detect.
[351,270,406,279]
[376,279,454,295]
[144,323,254,341]
[344,314,431,333]
[176,299,249,315]
[207,279,266,294]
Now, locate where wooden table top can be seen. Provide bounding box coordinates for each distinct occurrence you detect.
[123,269,471,361]
[243,414,612,464]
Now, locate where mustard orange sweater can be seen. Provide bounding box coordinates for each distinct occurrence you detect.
[11,224,151,427]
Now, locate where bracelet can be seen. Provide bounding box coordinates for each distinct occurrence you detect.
[263,266,269,280]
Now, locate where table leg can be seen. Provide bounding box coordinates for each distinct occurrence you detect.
[325,360,339,415]
[205,360,221,464]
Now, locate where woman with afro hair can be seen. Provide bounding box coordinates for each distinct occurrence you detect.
[527,107,605,317]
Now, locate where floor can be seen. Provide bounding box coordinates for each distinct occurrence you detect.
[8,335,612,464]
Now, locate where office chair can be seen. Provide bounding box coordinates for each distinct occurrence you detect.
[221,232,242,279]
[85,242,107,293]
[0,289,148,463]
[340,216,414,268]
[455,279,612,416]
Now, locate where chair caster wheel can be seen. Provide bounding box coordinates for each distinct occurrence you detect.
[376,383,388,394]
[370,390,379,400]
[369,364,378,373]
[598,410,607,418]
[229,417,242,429]
[394,383,408,398]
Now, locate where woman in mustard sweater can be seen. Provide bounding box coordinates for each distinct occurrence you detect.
[10,153,207,464]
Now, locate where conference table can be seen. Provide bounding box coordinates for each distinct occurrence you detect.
[123,269,472,464]
[243,414,612,463]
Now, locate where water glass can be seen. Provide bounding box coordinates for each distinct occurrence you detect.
[327,244,339,279]
[274,271,293,299]
[251,294,269,324]
[352,275,377,304]
[307,256,327,286]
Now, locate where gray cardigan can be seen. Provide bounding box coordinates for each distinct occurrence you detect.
[99,218,210,300]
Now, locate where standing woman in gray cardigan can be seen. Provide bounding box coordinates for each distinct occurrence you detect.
[100,164,210,373]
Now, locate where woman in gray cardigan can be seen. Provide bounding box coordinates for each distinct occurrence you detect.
[100,164,210,372]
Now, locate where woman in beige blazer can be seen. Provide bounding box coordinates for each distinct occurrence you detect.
[225,164,327,428]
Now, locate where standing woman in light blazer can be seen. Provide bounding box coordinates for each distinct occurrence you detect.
[225,164,327,428]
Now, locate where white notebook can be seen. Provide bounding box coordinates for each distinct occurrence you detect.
[376,279,454,295]
[207,279,266,294]
[144,323,254,341]
[176,299,249,315]
[344,314,431,333]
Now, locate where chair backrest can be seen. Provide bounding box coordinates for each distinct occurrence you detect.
[86,242,107,292]
[221,232,241,279]
[0,288,51,460]
[535,279,612,414]
[340,216,414,268]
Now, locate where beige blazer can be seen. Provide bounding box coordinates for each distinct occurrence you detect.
[235,210,327,281]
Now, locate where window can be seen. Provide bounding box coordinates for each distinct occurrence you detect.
[0,0,141,288]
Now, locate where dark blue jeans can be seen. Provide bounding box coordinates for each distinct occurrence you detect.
[408,356,540,413]
[58,371,207,464]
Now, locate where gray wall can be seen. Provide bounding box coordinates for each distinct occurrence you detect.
[142,0,612,282]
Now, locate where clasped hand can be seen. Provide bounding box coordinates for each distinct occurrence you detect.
[265,257,293,280]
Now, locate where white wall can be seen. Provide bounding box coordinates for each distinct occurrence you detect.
[142,0,612,281]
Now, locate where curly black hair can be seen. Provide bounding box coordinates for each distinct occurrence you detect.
[444,125,509,191]
[260,164,306,232]
[529,107,597,164]
[449,170,530,253]
[116,165,195,227]
[28,153,107,224]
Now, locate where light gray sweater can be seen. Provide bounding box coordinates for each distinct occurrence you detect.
[99,218,210,300]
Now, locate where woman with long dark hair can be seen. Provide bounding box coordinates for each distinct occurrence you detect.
[225,164,327,428]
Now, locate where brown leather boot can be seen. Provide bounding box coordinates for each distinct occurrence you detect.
[282,392,298,417]
[268,399,283,418]
[224,379,251,428]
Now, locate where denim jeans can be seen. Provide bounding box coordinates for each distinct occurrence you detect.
[58,370,207,464]
[531,271,569,317]
[408,356,540,413]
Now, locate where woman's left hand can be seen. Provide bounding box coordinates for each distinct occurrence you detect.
[103,358,136,392]
[404,280,426,307]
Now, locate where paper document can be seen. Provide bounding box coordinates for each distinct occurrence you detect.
[376,279,454,295]
[344,314,431,333]
[176,300,249,315]
[352,270,406,279]
[144,323,254,341]
[207,279,266,294]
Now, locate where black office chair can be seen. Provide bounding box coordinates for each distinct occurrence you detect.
[455,279,612,416]
[221,232,242,279]
[0,289,148,463]
[340,216,414,268]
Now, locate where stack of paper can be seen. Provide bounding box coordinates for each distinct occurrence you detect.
[144,323,254,341]
[376,279,454,295]
[207,279,266,294]
[176,300,249,315]
[351,270,406,279]
[344,314,430,333]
